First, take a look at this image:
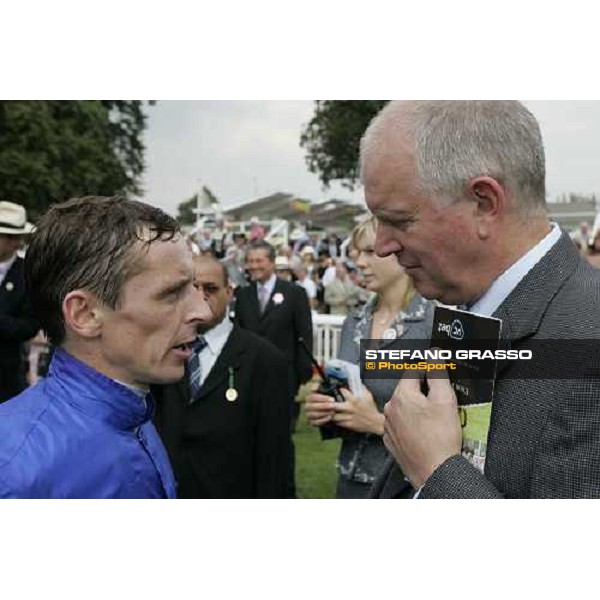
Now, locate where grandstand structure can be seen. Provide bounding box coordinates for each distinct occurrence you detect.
[223,192,366,235]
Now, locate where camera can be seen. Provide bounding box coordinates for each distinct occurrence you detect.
[317,364,355,441]
[298,337,360,441]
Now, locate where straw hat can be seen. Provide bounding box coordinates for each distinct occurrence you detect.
[0,201,34,235]
[275,256,291,270]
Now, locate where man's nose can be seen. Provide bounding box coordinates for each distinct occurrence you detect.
[188,287,212,324]
[374,225,402,258]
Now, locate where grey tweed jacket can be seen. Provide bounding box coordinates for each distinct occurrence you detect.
[372,231,600,499]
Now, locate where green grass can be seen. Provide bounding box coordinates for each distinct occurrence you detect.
[294,403,341,499]
[462,403,492,443]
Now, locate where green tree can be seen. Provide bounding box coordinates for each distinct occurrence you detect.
[176,186,219,225]
[300,100,388,190]
[0,100,150,219]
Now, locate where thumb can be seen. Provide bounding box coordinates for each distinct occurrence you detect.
[421,350,452,399]
[397,371,424,395]
[426,371,457,405]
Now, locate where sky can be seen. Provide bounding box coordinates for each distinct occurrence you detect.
[140,100,600,218]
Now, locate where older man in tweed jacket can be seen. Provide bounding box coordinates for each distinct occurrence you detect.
[361,100,600,498]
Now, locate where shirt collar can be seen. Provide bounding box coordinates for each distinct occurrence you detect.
[0,254,17,280]
[469,223,562,317]
[47,347,153,430]
[202,316,233,356]
[258,273,277,295]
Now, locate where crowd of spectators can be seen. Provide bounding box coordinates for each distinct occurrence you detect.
[189,221,375,318]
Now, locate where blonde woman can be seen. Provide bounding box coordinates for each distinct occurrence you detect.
[305,216,434,498]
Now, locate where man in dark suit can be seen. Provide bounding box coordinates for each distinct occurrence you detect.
[234,240,313,498]
[361,101,600,498]
[0,201,39,403]
[153,255,290,498]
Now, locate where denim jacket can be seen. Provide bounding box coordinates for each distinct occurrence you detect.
[336,293,434,486]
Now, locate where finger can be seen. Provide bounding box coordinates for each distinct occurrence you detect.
[305,407,335,419]
[309,414,333,427]
[306,409,334,421]
[306,412,331,424]
[422,349,452,390]
[339,388,354,401]
[396,356,452,399]
[383,399,393,418]
[332,402,353,413]
[396,370,425,395]
[306,393,336,407]
[362,387,375,403]
[332,415,355,429]
[427,374,457,405]
[307,392,336,402]
[332,412,352,423]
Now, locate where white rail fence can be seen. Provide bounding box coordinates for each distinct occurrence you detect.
[312,313,345,365]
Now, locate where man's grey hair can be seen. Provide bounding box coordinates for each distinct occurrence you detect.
[360,101,547,216]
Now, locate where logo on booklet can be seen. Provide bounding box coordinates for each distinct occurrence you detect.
[437,318,465,340]
[450,319,464,340]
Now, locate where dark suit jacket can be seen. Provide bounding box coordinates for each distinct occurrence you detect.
[372,231,600,499]
[234,278,313,394]
[0,257,39,402]
[152,324,290,499]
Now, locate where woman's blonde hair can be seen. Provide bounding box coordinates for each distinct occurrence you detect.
[351,215,415,310]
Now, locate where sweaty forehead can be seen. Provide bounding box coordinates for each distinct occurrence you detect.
[134,236,193,276]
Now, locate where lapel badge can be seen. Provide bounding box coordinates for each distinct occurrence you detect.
[272,292,284,305]
[226,366,238,401]
[382,328,397,340]
[5,281,14,292]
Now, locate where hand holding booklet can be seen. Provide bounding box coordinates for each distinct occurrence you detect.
[430,305,503,472]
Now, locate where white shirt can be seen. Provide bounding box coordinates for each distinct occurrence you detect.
[256,273,277,308]
[257,273,276,295]
[321,265,336,287]
[0,254,17,286]
[198,316,234,387]
[469,223,561,317]
[113,379,148,412]
[414,223,562,498]
[297,277,316,299]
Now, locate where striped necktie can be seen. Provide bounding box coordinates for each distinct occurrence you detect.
[188,335,208,401]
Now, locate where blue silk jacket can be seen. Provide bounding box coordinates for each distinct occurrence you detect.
[0,348,176,499]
